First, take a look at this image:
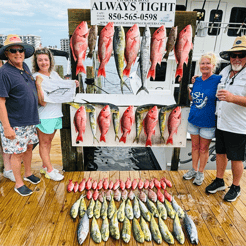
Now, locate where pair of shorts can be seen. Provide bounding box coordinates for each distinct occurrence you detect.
[216,129,246,161]
[0,124,39,154]
[36,117,62,134]
[187,122,216,140]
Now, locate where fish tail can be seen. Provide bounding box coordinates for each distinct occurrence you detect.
[160,135,165,143]
[164,51,169,60]
[119,135,126,143]
[115,135,120,141]
[87,52,93,59]
[100,135,106,142]
[133,137,139,143]
[175,67,183,79]
[147,67,155,80]
[76,65,86,75]
[166,137,173,145]
[145,139,152,147]
[76,135,83,143]
[97,66,106,77]
[94,136,99,143]
[123,67,131,77]
[121,80,131,94]
[136,86,149,95]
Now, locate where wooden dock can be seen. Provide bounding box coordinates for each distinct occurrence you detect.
[0,168,246,246]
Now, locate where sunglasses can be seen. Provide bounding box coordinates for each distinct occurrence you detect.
[7,48,25,54]
[230,53,246,59]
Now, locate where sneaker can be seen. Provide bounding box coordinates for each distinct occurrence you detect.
[24,174,41,184]
[3,169,16,182]
[205,178,226,193]
[183,168,197,180]
[193,171,204,186]
[45,169,64,181]
[40,167,59,175]
[14,185,33,196]
[224,184,241,202]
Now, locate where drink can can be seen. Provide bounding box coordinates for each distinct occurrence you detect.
[216,83,226,97]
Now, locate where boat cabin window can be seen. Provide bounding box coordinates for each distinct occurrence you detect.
[227,7,246,37]
[215,62,229,74]
[176,5,186,11]
[150,62,167,82]
[208,9,223,36]
[193,9,205,21]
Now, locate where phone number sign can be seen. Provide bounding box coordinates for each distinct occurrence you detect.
[90,0,176,28]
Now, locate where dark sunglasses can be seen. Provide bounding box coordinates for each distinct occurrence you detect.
[230,53,246,59]
[8,48,25,54]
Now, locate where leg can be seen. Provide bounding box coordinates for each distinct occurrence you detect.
[190,134,200,171]
[37,128,56,172]
[231,160,244,186]
[0,144,12,170]
[199,137,212,172]
[22,144,34,178]
[216,153,228,179]
[11,152,25,188]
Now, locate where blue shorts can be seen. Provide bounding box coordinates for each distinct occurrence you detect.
[37,118,62,134]
[187,122,215,140]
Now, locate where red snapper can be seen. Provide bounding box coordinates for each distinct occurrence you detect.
[74,105,86,143]
[97,105,111,142]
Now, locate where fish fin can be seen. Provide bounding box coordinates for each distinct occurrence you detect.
[76,65,86,75]
[136,86,149,95]
[175,68,183,80]
[145,139,152,147]
[100,135,106,142]
[147,67,155,80]
[70,38,77,62]
[123,67,131,77]
[97,66,106,77]
[119,135,126,143]
[76,134,83,142]
[166,137,173,145]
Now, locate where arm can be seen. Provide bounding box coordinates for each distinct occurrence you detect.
[0,98,16,139]
[217,89,246,107]
[35,75,47,107]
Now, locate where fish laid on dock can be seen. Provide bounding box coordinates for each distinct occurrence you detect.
[158,214,174,244]
[133,218,145,243]
[98,22,114,77]
[77,212,89,244]
[173,212,185,244]
[122,217,131,243]
[91,216,102,243]
[140,216,152,241]
[123,24,141,77]
[150,213,162,244]
[101,217,110,242]
[184,212,199,244]
[70,21,89,75]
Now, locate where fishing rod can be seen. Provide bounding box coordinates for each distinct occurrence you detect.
[195,0,207,35]
[237,16,246,35]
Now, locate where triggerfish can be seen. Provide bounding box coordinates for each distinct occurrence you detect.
[70,21,89,75]
[74,106,86,143]
[97,105,111,142]
[98,22,114,77]
[143,106,158,147]
[119,106,135,143]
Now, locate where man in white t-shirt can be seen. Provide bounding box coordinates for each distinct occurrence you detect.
[206,36,246,202]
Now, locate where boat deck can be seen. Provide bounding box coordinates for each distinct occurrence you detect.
[0,168,246,246]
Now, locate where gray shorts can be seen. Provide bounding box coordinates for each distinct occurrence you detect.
[0,124,39,154]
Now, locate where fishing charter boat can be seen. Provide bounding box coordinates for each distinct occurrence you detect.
[130,0,246,170]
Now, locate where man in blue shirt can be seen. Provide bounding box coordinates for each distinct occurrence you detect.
[0,34,41,196]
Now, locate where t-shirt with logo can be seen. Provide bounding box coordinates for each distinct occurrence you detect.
[188,74,222,128]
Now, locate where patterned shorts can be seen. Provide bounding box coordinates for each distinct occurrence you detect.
[0,124,39,154]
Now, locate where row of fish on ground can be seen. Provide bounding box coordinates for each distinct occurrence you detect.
[70,21,193,94]
[70,102,182,146]
[68,177,198,245]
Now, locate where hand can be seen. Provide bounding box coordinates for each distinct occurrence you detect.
[216,89,234,102]
[35,75,43,87]
[4,126,16,140]
[75,80,79,88]
[191,75,199,84]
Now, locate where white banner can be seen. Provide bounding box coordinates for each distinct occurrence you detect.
[90,0,176,28]
[42,79,76,103]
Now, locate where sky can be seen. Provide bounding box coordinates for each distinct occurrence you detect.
[0,0,90,48]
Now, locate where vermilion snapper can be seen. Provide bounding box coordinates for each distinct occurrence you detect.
[70,21,89,75]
